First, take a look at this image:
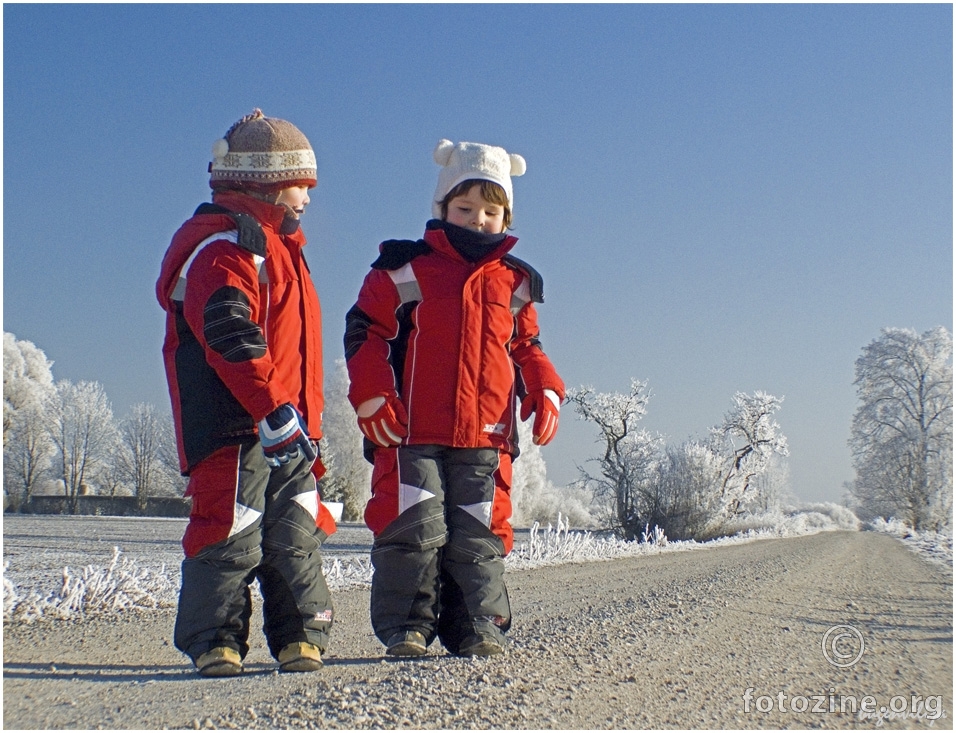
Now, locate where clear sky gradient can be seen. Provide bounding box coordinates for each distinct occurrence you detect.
[3,3,952,504]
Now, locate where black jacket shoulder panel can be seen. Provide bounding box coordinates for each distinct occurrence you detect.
[371,239,431,270]
[193,203,267,258]
[502,254,545,303]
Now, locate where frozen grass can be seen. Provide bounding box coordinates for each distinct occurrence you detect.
[869,517,954,569]
[506,514,668,570]
[506,503,862,571]
[7,504,935,625]
[3,548,377,625]
[4,547,178,624]
[322,554,375,591]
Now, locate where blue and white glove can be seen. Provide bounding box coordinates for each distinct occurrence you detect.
[258,403,317,468]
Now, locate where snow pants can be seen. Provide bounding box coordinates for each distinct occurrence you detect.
[365,445,513,654]
[174,442,335,663]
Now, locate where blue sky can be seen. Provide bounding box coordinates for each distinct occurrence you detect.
[3,3,952,504]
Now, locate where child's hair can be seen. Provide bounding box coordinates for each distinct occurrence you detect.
[438,179,513,229]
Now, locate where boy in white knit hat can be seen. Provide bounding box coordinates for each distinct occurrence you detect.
[344,139,565,656]
[157,110,337,676]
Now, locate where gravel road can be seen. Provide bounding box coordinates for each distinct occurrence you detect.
[3,530,952,729]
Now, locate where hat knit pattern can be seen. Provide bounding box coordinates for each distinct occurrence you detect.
[210,109,317,190]
[432,139,526,219]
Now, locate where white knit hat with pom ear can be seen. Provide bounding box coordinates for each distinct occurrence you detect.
[432,139,526,219]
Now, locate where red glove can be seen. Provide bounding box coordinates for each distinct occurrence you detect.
[356,394,408,448]
[520,389,561,446]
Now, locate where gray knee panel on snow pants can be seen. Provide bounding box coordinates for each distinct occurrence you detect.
[369,445,511,653]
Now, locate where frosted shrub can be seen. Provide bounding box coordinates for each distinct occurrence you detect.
[511,514,613,568]
[322,556,375,590]
[4,547,177,624]
[641,524,668,547]
[797,502,861,531]
[722,503,861,537]
[508,514,673,570]
[3,562,19,623]
[521,514,603,563]
[871,517,910,536]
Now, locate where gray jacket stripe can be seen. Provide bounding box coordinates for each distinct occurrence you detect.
[510,276,532,314]
[387,263,422,304]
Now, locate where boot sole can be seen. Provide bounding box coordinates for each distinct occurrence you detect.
[280,658,324,672]
[386,641,427,657]
[458,640,504,657]
[197,661,243,677]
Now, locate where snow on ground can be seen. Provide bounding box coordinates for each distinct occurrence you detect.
[869,516,954,569]
[3,502,950,625]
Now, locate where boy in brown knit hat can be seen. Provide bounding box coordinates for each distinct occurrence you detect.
[157,110,335,676]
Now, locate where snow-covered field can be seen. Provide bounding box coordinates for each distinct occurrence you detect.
[3,504,950,625]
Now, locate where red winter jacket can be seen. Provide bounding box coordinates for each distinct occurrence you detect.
[157,191,324,474]
[345,221,564,456]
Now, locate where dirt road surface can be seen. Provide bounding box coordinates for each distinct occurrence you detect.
[3,530,952,729]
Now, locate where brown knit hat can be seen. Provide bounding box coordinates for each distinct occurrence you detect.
[209,109,317,191]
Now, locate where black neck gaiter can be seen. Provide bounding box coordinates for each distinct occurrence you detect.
[428,219,507,262]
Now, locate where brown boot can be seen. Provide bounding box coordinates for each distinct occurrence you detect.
[278,642,323,672]
[195,647,243,677]
[385,629,428,657]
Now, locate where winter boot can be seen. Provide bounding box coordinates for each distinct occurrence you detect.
[458,633,505,657]
[456,616,508,657]
[278,642,323,672]
[385,629,428,657]
[195,646,243,677]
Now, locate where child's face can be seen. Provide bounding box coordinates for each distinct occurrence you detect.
[444,184,506,234]
[276,185,311,218]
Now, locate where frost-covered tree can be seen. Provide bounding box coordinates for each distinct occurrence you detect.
[116,403,181,508]
[708,391,789,522]
[569,381,789,541]
[566,380,661,539]
[46,380,118,513]
[96,439,134,498]
[650,439,724,540]
[849,327,953,530]
[4,333,58,509]
[3,404,56,509]
[746,453,791,513]
[511,418,594,528]
[155,413,189,497]
[3,332,55,445]
[509,418,548,526]
[318,359,372,521]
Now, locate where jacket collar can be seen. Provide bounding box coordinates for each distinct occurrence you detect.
[211,190,296,237]
[423,219,517,264]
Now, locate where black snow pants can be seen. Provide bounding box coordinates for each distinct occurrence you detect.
[174,441,333,663]
[366,445,512,654]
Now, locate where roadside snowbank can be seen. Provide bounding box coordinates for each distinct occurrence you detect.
[869,516,954,569]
